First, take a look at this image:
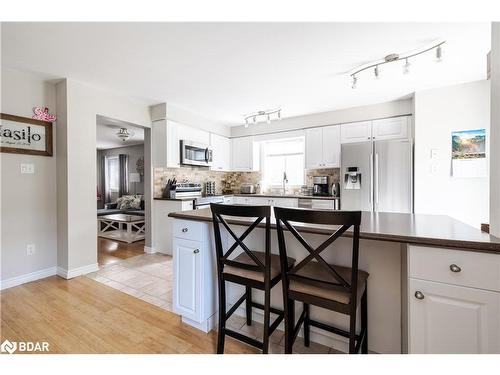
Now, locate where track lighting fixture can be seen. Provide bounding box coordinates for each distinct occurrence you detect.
[349,41,445,88]
[243,108,281,127]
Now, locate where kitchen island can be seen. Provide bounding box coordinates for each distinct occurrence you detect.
[168,208,500,354]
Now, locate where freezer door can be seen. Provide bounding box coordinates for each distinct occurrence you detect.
[340,142,373,211]
[374,139,412,213]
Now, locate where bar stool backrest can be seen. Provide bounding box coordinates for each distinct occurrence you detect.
[274,207,362,305]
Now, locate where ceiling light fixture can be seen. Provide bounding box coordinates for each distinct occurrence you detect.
[116,127,131,142]
[349,41,445,88]
[244,108,281,127]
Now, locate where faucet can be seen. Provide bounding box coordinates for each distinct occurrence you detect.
[282,172,288,195]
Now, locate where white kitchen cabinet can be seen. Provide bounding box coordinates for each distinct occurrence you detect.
[173,220,216,332]
[408,278,500,354]
[340,121,372,144]
[231,136,258,171]
[407,245,500,354]
[234,196,298,208]
[372,117,409,141]
[271,197,298,208]
[305,125,341,169]
[210,133,231,171]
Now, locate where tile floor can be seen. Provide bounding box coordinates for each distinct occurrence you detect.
[87,252,341,354]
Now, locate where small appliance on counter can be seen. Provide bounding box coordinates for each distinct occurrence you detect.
[170,182,202,199]
[205,181,216,196]
[312,176,329,196]
[332,182,341,198]
[240,183,256,194]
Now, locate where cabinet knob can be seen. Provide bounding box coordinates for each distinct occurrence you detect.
[193,249,200,254]
[449,264,461,273]
[414,291,425,300]
[182,228,188,232]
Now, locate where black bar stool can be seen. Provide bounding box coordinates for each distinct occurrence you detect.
[274,207,368,354]
[211,203,295,354]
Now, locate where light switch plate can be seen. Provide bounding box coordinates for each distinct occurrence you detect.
[430,149,440,159]
[27,244,36,256]
[431,164,439,175]
[20,163,35,174]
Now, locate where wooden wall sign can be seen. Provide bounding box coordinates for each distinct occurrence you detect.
[0,113,53,156]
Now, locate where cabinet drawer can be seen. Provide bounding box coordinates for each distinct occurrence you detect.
[409,245,500,292]
[173,220,203,242]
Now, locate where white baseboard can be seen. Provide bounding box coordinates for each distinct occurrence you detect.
[143,246,156,254]
[0,266,57,290]
[57,263,99,279]
[181,314,217,333]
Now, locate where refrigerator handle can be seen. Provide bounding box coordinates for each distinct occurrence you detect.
[369,152,373,204]
[375,152,380,207]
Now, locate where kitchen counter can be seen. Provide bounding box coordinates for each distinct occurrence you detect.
[169,208,500,253]
[233,193,339,200]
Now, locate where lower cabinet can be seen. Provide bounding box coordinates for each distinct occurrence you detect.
[173,238,201,322]
[407,245,500,353]
[233,196,298,207]
[172,220,217,332]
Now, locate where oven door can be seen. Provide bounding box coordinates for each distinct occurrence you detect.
[180,140,213,166]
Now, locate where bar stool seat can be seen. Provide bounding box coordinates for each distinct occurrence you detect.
[224,251,295,283]
[289,262,369,305]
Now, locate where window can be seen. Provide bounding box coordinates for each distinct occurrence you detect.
[262,137,305,188]
[106,156,120,192]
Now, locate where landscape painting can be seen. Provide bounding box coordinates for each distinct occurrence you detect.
[451,129,486,159]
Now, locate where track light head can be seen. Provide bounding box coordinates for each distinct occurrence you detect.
[374,65,380,79]
[351,75,357,89]
[403,58,410,74]
[435,45,442,62]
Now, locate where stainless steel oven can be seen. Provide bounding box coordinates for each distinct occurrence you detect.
[180,140,213,167]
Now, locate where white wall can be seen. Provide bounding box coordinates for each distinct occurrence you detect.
[490,23,500,237]
[56,78,152,276]
[414,80,490,228]
[231,99,413,137]
[1,67,58,282]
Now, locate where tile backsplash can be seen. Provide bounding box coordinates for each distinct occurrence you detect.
[154,166,340,197]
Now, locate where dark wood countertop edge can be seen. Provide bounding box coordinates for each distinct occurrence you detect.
[168,212,500,254]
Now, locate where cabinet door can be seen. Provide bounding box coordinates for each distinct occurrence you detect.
[166,120,181,168]
[173,238,202,322]
[322,125,341,167]
[272,198,298,208]
[372,117,409,141]
[340,121,372,144]
[210,133,231,171]
[231,137,253,171]
[305,128,323,169]
[409,278,500,354]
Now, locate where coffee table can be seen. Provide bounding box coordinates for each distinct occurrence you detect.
[98,214,145,243]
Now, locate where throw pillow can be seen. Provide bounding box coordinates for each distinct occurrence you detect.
[119,195,141,210]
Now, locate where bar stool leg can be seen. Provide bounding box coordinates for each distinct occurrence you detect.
[348,309,356,354]
[245,286,252,326]
[262,289,271,354]
[361,287,368,354]
[285,298,295,354]
[303,303,310,347]
[217,279,226,354]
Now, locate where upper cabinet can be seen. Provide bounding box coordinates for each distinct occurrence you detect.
[231,136,259,171]
[372,116,409,141]
[210,133,231,171]
[340,121,372,144]
[305,125,341,169]
[341,116,411,144]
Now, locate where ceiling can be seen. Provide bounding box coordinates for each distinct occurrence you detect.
[96,115,144,149]
[1,22,491,127]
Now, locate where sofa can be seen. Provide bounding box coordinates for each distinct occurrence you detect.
[97,195,145,216]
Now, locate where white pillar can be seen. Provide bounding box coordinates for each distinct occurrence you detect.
[490,22,500,236]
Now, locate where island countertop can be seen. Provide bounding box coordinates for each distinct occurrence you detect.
[168,208,500,253]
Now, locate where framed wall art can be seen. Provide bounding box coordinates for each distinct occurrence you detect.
[0,113,53,156]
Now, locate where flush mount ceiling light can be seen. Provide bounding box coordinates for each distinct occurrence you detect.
[350,41,445,89]
[244,108,282,127]
[116,127,132,142]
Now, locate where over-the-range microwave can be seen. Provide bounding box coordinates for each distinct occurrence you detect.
[180,140,213,167]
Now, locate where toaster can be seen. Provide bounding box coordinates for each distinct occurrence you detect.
[239,184,256,194]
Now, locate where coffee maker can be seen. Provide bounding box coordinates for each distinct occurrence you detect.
[313,176,329,196]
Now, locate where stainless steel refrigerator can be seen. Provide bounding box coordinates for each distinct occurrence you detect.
[340,139,412,213]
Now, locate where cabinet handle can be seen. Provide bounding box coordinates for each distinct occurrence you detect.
[182,228,188,232]
[449,264,461,273]
[193,249,199,254]
[414,291,425,300]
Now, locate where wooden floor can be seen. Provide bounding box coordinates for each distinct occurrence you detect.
[0,276,259,354]
[98,237,145,267]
